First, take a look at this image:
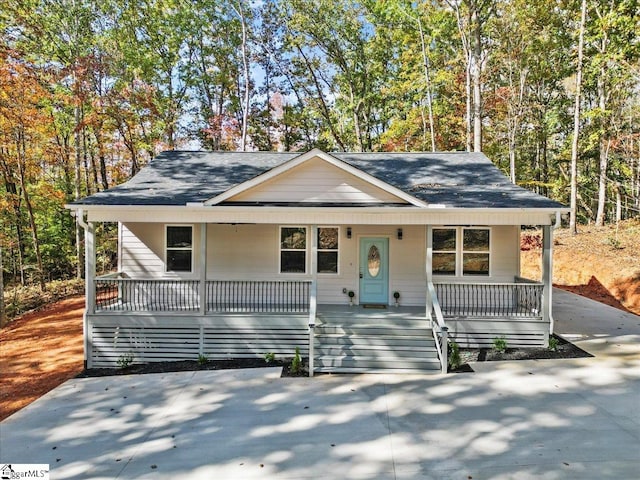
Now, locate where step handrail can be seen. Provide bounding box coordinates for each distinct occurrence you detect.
[428,280,448,374]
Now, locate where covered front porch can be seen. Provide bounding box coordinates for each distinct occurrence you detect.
[87,273,547,373]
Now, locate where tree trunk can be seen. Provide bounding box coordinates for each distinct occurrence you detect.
[417,17,436,152]
[465,60,473,152]
[471,1,483,153]
[0,245,5,327]
[447,0,472,152]
[74,102,83,278]
[569,0,587,235]
[17,129,45,291]
[615,183,621,223]
[595,137,610,226]
[234,1,251,151]
[595,61,609,226]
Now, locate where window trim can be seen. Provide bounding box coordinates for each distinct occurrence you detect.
[279,226,308,275]
[317,226,340,275]
[432,226,491,277]
[165,224,194,273]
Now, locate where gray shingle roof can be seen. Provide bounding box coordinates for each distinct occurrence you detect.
[73,150,565,209]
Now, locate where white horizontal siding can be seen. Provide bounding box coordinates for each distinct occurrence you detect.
[121,223,202,279]
[230,157,405,204]
[118,223,522,305]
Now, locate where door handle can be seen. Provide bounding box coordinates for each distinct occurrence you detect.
[359,273,363,278]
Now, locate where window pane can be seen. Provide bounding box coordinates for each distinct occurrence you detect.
[281,251,306,273]
[318,227,338,249]
[167,250,192,271]
[433,253,456,275]
[318,252,338,273]
[463,253,490,275]
[368,245,381,277]
[167,226,192,248]
[281,227,306,249]
[463,229,489,251]
[433,229,456,250]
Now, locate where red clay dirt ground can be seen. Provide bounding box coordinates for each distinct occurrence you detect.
[1,296,85,421]
[1,221,639,421]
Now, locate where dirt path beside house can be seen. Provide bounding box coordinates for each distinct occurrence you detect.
[0,296,85,421]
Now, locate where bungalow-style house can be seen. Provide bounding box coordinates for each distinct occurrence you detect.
[68,148,569,374]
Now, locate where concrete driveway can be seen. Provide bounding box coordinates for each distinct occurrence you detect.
[1,289,639,479]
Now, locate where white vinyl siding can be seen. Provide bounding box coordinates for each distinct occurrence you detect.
[118,223,521,305]
[229,156,407,204]
[120,223,201,279]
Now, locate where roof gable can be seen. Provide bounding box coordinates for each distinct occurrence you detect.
[205,149,425,207]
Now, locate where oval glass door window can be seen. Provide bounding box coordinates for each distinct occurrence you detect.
[368,245,381,277]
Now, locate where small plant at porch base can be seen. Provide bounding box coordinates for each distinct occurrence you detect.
[348,290,355,306]
[290,347,303,374]
[264,352,276,364]
[197,353,209,365]
[448,341,461,371]
[492,337,508,354]
[117,352,134,369]
[548,336,559,352]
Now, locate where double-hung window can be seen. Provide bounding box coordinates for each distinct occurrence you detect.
[280,227,307,273]
[279,226,340,274]
[432,227,490,276]
[166,225,193,272]
[462,228,490,275]
[317,227,339,274]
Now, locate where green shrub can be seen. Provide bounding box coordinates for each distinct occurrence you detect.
[448,341,461,370]
[290,347,302,374]
[548,336,559,351]
[493,337,508,354]
[117,352,134,369]
[197,353,209,365]
[264,352,276,364]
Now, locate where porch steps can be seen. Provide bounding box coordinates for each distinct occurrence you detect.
[313,314,441,374]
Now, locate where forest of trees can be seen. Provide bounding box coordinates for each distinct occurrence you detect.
[1,0,639,292]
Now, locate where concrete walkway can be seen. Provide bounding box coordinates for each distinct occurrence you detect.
[1,290,639,479]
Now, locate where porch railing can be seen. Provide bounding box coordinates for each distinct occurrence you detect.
[96,276,200,312]
[206,280,311,313]
[434,282,543,318]
[95,275,311,314]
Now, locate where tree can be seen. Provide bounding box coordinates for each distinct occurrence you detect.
[570,0,588,234]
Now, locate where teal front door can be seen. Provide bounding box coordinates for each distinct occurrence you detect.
[359,237,389,305]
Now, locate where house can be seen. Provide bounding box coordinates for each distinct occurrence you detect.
[68,148,569,374]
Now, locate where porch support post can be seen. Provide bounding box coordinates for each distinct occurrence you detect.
[80,211,96,369]
[426,224,433,325]
[199,223,207,316]
[309,225,318,377]
[542,224,553,339]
